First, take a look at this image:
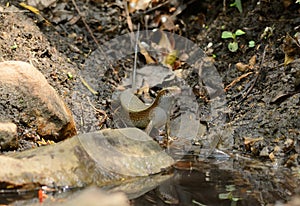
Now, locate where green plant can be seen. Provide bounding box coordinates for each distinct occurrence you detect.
[67,72,73,80]
[248,40,255,48]
[218,185,242,206]
[296,0,300,4]
[10,42,18,50]
[260,26,274,39]
[221,29,245,52]
[230,0,243,13]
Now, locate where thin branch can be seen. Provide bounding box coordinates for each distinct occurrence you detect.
[238,45,268,104]
[123,0,133,33]
[132,24,140,91]
[79,76,98,95]
[224,71,254,92]
[87,96,108,128]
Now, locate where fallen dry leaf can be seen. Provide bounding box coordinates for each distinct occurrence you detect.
[153,32,179,68]
[248,54,257,68]
[158,31,175,52]
[139,42,156,64]
[19,2,51,25]
[121,65,176,88]
[283,33,300,65]
[159,14,177,31]
[27,0,57,10]
[128,0,151,13]
[236,62,250,72]
[244,137,264,151]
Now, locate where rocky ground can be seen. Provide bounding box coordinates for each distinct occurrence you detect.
[1,0,298,164]
[0,0,300,204]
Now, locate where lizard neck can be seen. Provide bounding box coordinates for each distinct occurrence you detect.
[127,89,174,128]
[147,89,174,113]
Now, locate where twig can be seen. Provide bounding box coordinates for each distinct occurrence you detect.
[237,45,268,104]
[87,96,108,128]
[123,0,133,33]
[224,71,254,92]
[223,0,226,13]
[131,0,194,19]
[79,76,98,95]
[131,0,174,18]
[19,2,51,25]
[132,24,140,91]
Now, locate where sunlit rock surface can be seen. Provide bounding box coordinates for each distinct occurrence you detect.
[0,122,18,150]
[0,61,76,141]
[1,128,173,189]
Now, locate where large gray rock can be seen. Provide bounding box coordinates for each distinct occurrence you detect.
[0,61,76,141]
[0,122,18,150]
[2,128,174,191]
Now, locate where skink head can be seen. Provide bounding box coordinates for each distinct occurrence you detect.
[157,86,181,97]
[154,86,181,112]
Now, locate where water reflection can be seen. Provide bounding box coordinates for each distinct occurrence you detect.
[132,155,300,206]
[1,154,299,205]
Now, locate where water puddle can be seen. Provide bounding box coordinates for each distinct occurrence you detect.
[132,154,300,206]
[1,153,299,205]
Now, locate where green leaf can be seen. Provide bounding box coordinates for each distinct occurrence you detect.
[248,40,255,48]
[230,0,243,13]
[226,185,236,192]
[192,199,207,206]
[219,192,230,200]
[232,197,241,202]
[67,72,73,79]
[235,29,245,36]
[235,0,243,13]
[222,31,234,39]
[230,2,236,7]
[296,0,300,4]
[228,42,238,52]
[10,42,18,50]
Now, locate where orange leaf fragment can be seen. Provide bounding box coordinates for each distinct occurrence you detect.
[128,0,151,13]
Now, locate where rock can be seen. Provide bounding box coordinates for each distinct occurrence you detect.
[2,128,173,191]
[0,61,76,141]
[13,186,130,206]
[121,65,177,88]
[26,0,57,10]
[281,196,300,206]
[259,146,269,157]
[0,122,18,150]
[53,187,130,206]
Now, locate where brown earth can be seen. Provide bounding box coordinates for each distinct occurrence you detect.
[0,0,300,204]
[1,0,297,164]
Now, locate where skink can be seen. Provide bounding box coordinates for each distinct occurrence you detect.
[120,86,181,134]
